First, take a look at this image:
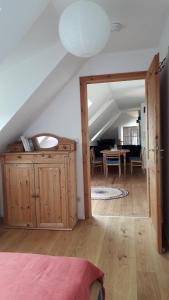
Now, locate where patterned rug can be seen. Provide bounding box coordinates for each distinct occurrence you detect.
[91,186,129,200]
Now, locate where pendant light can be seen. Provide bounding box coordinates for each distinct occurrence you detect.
[58,0,111,57]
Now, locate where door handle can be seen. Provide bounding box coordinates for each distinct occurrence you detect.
[148,147,164,152]
[148,146,164,163]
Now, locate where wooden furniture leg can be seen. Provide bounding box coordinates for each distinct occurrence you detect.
[119,163,121,177]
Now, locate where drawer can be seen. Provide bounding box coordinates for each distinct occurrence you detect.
[58,144,71,151]
[4,154,35,163]
[34,153,68,164]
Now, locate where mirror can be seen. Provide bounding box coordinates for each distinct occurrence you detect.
[32,134,59,150]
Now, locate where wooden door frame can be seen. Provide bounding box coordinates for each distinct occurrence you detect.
[80,71,147,218]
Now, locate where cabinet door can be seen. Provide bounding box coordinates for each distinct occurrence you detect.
[4,164,36,227]
[35,164,68,228]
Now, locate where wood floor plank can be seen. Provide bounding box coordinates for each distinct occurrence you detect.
[91,171,148,217]
[0,216,169,299]
[137,271,162,300]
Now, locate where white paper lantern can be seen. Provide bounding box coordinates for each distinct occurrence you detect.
[58,0,111,57]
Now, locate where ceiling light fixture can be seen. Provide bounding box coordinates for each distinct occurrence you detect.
[58,0,111,57]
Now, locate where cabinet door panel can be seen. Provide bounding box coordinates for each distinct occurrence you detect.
[35,164,68,228]
[4,164,36,227]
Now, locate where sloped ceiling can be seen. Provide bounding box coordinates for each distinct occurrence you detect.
[0,1,86,150]
[52,0,169,52]
[1,0,169,63]
[0,0,49,62]
[0,0,168,151]
[88,80,145,142]
[0,54,85,151]
[1,2,63,69]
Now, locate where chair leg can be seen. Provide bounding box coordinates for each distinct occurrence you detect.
[119,164,121,177]
[103,164,105,176]
[131,162,133,175]
[106,166,108,177]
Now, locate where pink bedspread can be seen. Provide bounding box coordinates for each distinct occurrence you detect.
[0,252,104,300]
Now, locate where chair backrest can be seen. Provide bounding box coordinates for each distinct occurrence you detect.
[90,147,95,163]
[105,152,121,162]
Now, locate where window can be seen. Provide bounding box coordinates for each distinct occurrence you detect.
[123,126,140,145]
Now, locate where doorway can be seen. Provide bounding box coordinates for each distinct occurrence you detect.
[87,79,148,217]
[80,71,147,218]
[80,54,163,253]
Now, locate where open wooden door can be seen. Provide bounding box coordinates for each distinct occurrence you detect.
[146,53,163,253]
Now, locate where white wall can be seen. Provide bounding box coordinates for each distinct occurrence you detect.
[24,48,157,219]
[159,15,169,59]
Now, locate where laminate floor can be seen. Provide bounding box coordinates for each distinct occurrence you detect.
[0,217,168,300]
[91,169,148,217]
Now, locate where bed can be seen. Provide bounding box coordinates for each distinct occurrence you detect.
[90,280,104,300]
[0,252,105,300]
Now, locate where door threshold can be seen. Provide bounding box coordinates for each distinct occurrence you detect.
[92,214,149,219]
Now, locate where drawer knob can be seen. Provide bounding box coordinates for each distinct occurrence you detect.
[17,155,22,159]
[31,194,40,198]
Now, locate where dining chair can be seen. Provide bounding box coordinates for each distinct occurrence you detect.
[104,152,121,177]
[90,147,103,175]
[130,149,143,174]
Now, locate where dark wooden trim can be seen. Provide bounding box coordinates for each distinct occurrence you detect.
[80,71,147,85]
[80,79,92,218]
[80,71,147,219]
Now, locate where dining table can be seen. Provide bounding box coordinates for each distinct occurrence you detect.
[100,149,130,175]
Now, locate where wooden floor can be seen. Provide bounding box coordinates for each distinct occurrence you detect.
[91,169,149,217]
[0,217,169,300]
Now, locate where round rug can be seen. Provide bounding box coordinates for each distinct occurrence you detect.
[91,186,128,200]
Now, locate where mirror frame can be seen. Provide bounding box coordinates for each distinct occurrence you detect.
[31,133,59,151]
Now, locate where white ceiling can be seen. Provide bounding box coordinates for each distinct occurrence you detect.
[0,0,167,148]
[1,2,60,67]
[87,79,145,141]
[0,0,49,62]
[1,0,169,65]
[88,79,145,113]
[108,80,145,109]
[52,0,169,53]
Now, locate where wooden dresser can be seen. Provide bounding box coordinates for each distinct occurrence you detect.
[0,137,77,230]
